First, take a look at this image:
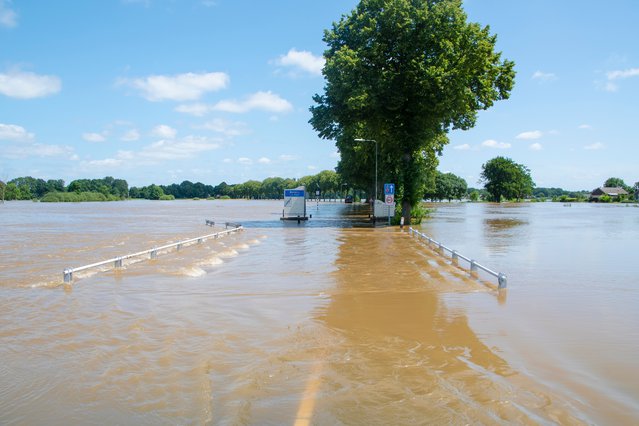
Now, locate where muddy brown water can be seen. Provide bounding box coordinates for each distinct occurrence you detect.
[1,200,637,424]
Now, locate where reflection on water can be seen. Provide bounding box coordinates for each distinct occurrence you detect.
[0,200,637,424]
[419,201,639,424]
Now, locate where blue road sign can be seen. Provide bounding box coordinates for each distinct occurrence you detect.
[284,189,305,197]
[384,183,395,195]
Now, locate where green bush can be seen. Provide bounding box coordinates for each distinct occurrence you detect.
[40,191,120,202]
[159,194,175,200]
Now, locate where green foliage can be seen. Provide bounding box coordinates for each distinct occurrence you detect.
[603,177,630,192]
[469,190,480,202]
[310,0,515,223]
[480,157,535,202]
[40,191,118,202]
[424,171,467,201]
[599,194,612,203]
[159,194,175,200]
[68,176,128,198]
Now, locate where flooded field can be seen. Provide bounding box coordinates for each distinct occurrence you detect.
[1,200,637,424]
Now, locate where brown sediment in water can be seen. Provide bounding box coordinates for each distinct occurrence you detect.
[1,200,636,424]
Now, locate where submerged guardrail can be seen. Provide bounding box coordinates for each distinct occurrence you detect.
[63,223,243,284]
[408,227,507,289]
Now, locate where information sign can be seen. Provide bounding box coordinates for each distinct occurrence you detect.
[384,183,395,195]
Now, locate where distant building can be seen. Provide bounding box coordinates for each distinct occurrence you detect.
[590,187,629,202]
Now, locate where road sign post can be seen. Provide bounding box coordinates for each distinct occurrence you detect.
[384,183,395,225]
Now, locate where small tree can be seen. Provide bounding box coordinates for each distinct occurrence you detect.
[480,156,534,202]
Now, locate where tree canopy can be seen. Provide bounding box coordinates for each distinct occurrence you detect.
[480,156,535,202]
[424,171,467,201]
[310,0,515,223]
[603,177,631,193]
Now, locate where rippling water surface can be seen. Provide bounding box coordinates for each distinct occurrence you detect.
[1,200,637,424]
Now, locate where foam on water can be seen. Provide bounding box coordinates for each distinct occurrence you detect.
[178,266,207,277]
[200,255,224,267]
[218,249,238,258]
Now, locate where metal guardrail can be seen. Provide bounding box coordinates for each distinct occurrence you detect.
[408,227,507,289]
[63,223,243,284]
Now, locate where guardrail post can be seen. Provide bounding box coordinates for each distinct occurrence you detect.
[452,250,459,265]
[498,273,508,289]
[114,257,123,268]
[197,238,203,244]
[150,249,157,259]
[177,243,182,251]
[63,269,73,283]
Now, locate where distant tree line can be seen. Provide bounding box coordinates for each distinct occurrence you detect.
[128,170,345,201]
[0,170,349,202]
[1,176,127,202]
[1,166,636,204]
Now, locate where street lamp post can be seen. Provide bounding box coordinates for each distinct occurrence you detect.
[354,138,377,202]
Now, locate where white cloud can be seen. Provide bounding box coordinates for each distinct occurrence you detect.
[237,157,252,165]
[82,132,107,142]
[151,124,177,139]
[602,67,639,92]
[197,118,248,137]
[307,165,317,171]
[120,71,229,101]
[453,143,471,151]
[578,124,592,130]
[0,123,34,141]
[0,0,17,28]
[121,129,140,141]
[223,158,232,163]
[258,157,271,164]
[481,139,511,149]
[606,68,639,80]
[213,91,293,114]
[175,103,212,116]
[0,70,61,99]
[276,49,325,76]
[140,135,220,160]
[516,130,543,140]
[529,143,543,151]
[279,154,298,161]
[1,142,73,159]
[584,142,605,150]
[86,158,123,168]
[532,71,557,82]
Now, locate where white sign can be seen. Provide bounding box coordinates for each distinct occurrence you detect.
[283,186,306,217]
[385,194,394,205]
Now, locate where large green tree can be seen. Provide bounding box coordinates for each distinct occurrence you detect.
[310,0,515,223]
[480,156,534,202]
[424,171,467,201]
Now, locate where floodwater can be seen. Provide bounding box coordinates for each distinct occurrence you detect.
[0,200,637,424]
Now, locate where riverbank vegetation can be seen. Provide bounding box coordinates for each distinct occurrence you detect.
[1,170,636,204]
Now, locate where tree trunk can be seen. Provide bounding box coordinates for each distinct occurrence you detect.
[401,198,411,226]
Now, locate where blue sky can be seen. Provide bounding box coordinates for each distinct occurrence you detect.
[1,0,637,190]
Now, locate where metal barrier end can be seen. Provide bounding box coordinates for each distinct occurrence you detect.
[498,273,508,289]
